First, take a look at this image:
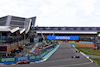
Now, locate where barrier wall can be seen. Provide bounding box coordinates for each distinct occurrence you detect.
[0,57,16,65]
[0,56,41,64]
[0,44,58,65]
[0,57,16,62]
[41,48,54,58]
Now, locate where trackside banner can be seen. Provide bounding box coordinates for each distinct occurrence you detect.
[29,56,36,60]
[47,36,79,40]
[0,57,16,62]
[16,56,29,62]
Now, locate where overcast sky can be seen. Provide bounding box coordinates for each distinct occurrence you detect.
[0,0,100,27]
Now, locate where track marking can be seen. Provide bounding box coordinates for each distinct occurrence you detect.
[47,62,92,67]
[71,43,94,63]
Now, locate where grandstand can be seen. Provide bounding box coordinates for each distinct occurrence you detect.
[0,15,36,57]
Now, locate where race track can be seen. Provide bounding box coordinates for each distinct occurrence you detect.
[5,43,100,67]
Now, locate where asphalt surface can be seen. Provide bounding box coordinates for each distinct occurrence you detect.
[88,55,100,58]
[5,42,100,67]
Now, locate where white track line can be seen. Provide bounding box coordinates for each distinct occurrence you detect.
[47,62,92,67]
[71,44,93,63]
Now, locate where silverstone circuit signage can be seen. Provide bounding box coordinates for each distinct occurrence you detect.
[47,36,79,40]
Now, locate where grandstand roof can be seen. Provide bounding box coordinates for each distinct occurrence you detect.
[19,28,25,34]
[0,26,19,33]
[0,15,36,34]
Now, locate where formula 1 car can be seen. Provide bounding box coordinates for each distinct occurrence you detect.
[76,50,80,53]
[71,56,80,58]
[16,60,30,64]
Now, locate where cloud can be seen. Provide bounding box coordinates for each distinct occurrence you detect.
[0,0,44,17]
[0,0,100,27]
[76,0,96,15]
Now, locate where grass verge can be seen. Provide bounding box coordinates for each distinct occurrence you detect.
[91,59,100,65]
[76,47,100,56]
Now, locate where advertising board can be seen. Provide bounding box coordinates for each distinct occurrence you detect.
[16,56,29,62]
[29,56,36,60]
[0,57,16,62]
[47,36,79,40]
[36,55,41,59]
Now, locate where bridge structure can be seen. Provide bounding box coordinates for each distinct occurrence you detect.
[32,26,100,49]
[33,26,100,36]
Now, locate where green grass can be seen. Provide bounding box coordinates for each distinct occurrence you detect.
[72,44,77,47]
[92,59,100,65]
[76,47,100,56]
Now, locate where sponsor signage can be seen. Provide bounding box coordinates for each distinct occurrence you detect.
[47,36,79,40]
[0,57,16,62]
[29,56,36,60]
[36,55,41,59]
[2,36,5,39]
[16,56,29,62]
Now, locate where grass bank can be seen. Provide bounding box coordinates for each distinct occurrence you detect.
[76,47,100,56]
[92,59,100,65]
